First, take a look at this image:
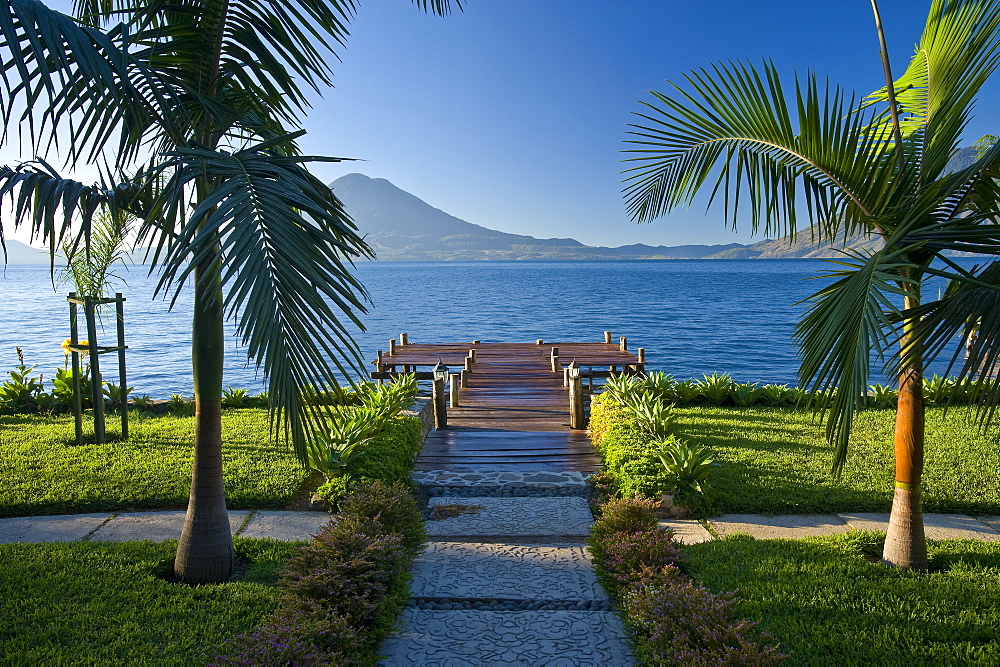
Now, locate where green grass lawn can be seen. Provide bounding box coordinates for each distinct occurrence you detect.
[0,409,310,517]
[0,538,299,663]
[683,533,1000,664]
[674,406,1000,515]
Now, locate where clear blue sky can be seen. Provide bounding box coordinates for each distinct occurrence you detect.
[4,1,999,248]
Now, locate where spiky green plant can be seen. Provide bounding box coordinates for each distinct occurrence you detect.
[656,437,720,494]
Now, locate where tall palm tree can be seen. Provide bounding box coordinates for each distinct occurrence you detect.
[0,0,461,583]
[623,0,1000,569]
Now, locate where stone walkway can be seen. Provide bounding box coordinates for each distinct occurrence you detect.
[0,509,332,543]
[379,472,634,665]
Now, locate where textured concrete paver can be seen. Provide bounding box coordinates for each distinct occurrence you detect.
[380,610,632,665]
[840,513,1000,541]
[425,497,592,537]
[411,542,606,601]
[977,516,1000,533]
[91,510,251,542]
[658,519,713,545]
[239,511,332,541]
[711,514,849,539]
[0,514,110,543]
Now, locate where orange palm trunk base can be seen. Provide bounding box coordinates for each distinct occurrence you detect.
[882,486,928,570]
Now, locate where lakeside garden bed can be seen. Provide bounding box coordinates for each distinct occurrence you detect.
[592,397,1000,516]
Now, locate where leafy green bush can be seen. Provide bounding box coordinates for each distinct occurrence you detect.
[590,398,669,498]
[312,415,423,508]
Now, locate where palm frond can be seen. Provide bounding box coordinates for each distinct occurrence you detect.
[0,160,116,270]
[140,136,372,462]
[794,248,916,473]
[861,0,1000,183]
[622,60,894,242]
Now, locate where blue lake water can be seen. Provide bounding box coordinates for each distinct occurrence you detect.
[0,259,967,397]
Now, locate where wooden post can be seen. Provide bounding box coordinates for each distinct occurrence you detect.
[536,339,544,345]
[472,340,480,345]
[636,347,646,375]
[376,351,385,384]
[620,336,627,352]
[563,366,570,388]
[464,357,472,372]
[388,339,396,355]
[400,332,408,346]
[449,373,461,408]
[115,293,128,440]
[69,292,83,446]
[461,368,470,387]
[432,377,447,429]
[569,375,585,429]
[468,348,476,363]
[604,331,612,344]
[550,347,559,373]
[84,296,106,445]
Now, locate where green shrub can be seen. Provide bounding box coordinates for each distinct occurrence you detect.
[312,415,423,508]
[589,398,669,498]
[588,498,785,664]
[337,481,427,557]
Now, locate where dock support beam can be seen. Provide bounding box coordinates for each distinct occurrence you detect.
[432,377,447,429]
[569,375,585,429]
[449,373,461,408]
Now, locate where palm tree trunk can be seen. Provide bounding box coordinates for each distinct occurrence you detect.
[175,251,233,584]
[882,295,928,570]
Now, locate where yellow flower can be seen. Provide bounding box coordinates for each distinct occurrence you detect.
[62,339,89,354]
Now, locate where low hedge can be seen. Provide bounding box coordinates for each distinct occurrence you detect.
[314,415,424,508]
[589,396,670,499]
[589,498,785,664]
[212,481,426,665]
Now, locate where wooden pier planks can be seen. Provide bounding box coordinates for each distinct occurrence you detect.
[386,341,622,473]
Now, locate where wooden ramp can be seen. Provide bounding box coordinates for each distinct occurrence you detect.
[373,340,642,473]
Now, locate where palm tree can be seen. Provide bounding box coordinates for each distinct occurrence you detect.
[622,0,1000,569]
[0,0,461,583]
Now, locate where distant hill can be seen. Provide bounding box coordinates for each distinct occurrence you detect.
[1,239,50,265]
[330,173,743,260]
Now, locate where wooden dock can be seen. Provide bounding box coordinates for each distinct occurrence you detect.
[371,337,643,473]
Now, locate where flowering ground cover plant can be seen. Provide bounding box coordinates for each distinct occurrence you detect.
[212,481,425,665]
[588,497,785,664]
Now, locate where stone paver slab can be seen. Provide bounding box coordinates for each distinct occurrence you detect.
[91,511,250,542]
[239,511,332,541]
[977,516,1000,533]
[425,497,592,537]
[0,514,110,543]
[711,514,849,539]
[411,542,606,601]
[840,513,1000,541]
[658,519,713,545]
[380,609,632,665]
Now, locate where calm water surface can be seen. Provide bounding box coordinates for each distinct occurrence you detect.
[0,260,963,397]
